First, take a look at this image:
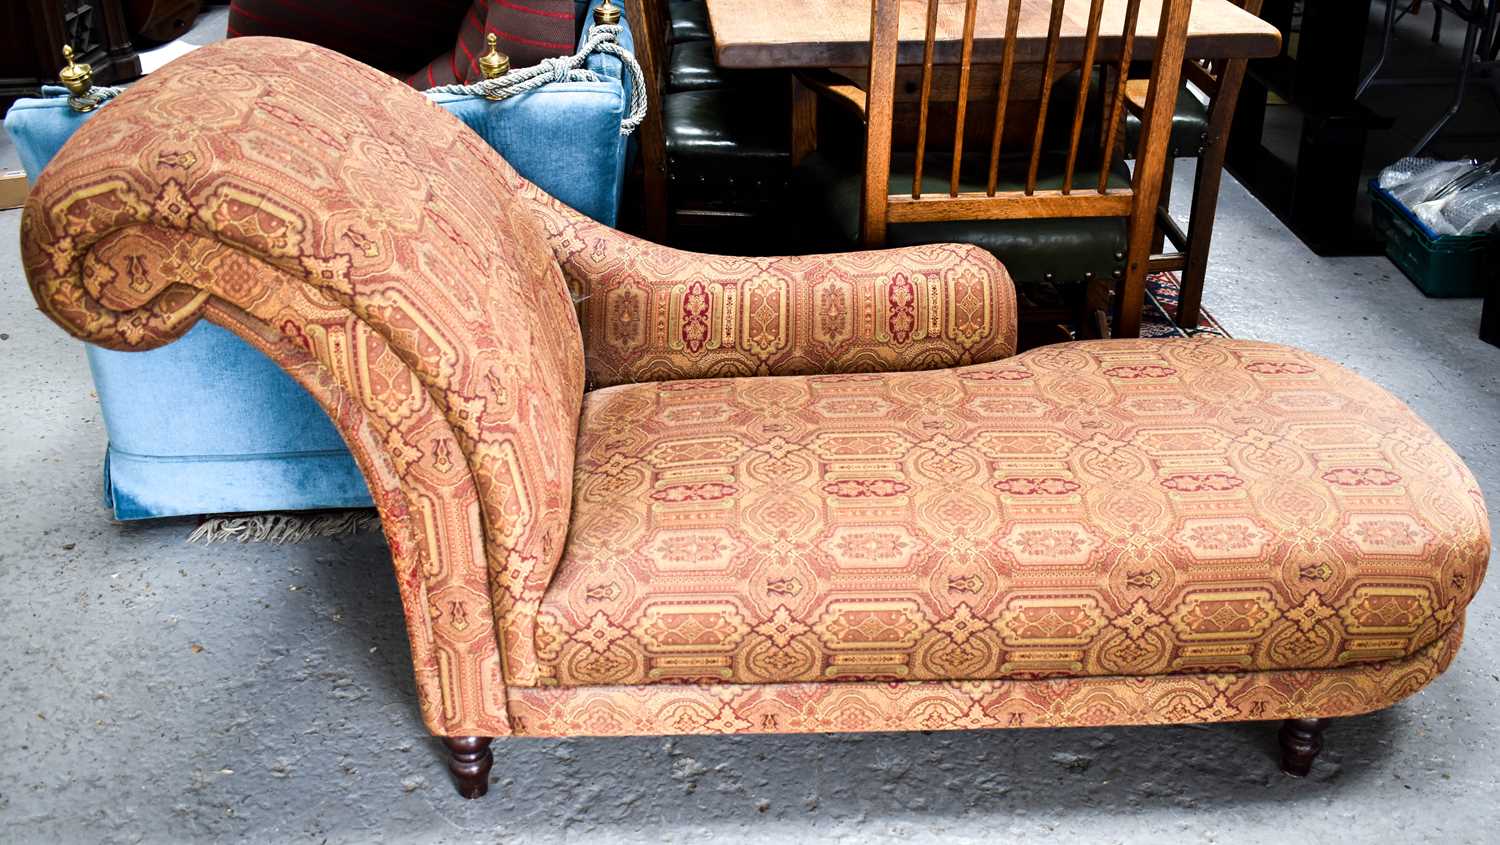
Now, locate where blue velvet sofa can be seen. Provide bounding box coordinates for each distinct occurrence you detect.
[5,3,632,519]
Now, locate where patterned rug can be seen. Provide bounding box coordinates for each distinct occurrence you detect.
[1140,270,1231,338]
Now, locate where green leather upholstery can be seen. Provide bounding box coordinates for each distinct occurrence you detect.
[660,0,790,229]
[795,151,1130,295]
[665,89,789,208]
[669,40,730,91]
[669,0,710,42]
[1125,85,1210,158]
[1052,70,1211,160]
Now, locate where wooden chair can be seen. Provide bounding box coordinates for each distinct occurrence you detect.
[1133,0,1263,330]
[793,0,1194,339]
[621,0,789,245]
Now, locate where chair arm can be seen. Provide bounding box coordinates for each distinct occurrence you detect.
[20,39,587,737]
[522,190,1018,388]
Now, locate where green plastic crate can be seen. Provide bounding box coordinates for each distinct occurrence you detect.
[1370,180,1499,298]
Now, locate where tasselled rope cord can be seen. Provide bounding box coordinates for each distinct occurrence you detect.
[69,85,123,113]
[425,24,647,135]
[69,24,647,135]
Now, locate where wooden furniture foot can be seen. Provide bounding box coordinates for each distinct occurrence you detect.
[1278,718,1328,777]
[442,736,494,798]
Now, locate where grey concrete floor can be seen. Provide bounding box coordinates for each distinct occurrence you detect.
[2,158,1497,844]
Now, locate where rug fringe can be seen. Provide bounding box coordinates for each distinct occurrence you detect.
[187,510,380,544]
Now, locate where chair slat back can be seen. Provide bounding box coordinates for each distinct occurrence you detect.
[859,0,1193,247]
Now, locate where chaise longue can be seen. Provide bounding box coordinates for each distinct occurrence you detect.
[19,38,1490,798]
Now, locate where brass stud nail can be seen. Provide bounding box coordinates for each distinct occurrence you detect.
[478,33,510,84]
[593,0,622,25]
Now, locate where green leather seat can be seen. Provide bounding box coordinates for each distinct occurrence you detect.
[669,40,730,91]
[1051,71,1211,160]
[665,88,790,209]
[795,150,1130,294]
[1124,85,1210,158]
[669,0,711,42]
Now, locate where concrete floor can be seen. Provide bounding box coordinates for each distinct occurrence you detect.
[4,13,1500,845]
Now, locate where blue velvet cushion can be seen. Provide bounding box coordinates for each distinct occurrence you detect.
[5,4,631,519]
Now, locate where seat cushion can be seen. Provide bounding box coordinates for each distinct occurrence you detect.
[664,89,790,211]
[669,40,729,91]
[670,0,711,42]
[1048,69,1212,160]
[664,89,787,164]
[538,338,1488,687]
[796,150,1128,290]
[1125,84,1211,159]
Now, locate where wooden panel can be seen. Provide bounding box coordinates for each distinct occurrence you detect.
[790,74,818,166]
[986,0,1024,195]
[623,0,671,240]
[706,0,1281,69]
[0,171,28,211]
[887,188,1135,222]
[859,0,903,246]
[829,63,1061,102]
[1115,0,1192,337]
[947,0,981,196]
[912,0,940,197]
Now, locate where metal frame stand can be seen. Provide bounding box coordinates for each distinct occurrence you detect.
[1356,0,1500,156]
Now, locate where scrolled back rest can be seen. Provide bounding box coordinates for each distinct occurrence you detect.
[20,38,586,722]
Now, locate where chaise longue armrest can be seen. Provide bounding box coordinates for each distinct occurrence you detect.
[519,189,1019,388]
[20,39,588,738]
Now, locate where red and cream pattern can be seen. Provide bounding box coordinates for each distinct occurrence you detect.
[539,339,1488,686]
[20,39,1489,742]
[517,189,1019,389]
[511,618,1465,735]
[21,39,588,736]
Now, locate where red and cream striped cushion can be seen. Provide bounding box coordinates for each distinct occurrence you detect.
[227,0,576,87]
[228,0,471,77]
[409,0,578,87]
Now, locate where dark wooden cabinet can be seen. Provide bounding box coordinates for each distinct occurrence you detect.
[2,0,142,116]
[1226,0,1391,255]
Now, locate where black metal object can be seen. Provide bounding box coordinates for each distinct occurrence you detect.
[1482,281,1500,345]
[1226,0,1394,255]
[1358,0,1499,156]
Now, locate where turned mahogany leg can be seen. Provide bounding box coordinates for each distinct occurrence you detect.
[1278,718,1329,777]
[443,736,494,798]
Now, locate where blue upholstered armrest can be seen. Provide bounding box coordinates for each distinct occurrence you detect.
[5,87,83,181]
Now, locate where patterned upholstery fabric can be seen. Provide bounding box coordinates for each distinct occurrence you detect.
[20,38,1488,742]
[514,618,1466,735]
[19,39,587,736]
[539,339,1488,687]
[523,197,1019,388]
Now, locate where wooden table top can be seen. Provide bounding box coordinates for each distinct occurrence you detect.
[706,0,1282,68]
